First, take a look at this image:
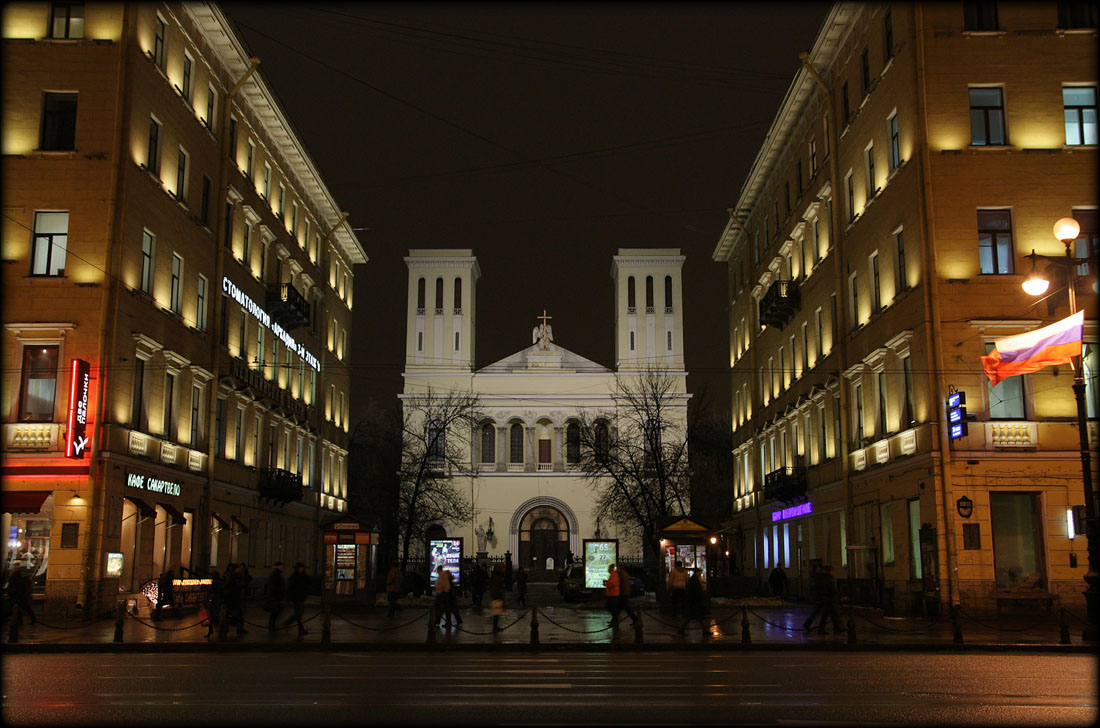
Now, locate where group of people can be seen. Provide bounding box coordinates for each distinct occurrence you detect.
[663,560,706,635]
[194,561,310,638]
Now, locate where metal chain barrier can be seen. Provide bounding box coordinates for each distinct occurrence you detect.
[27,614,115,631]
[851,610,940,634]
[454,610,529,636]
[537,609,612,634]
[334,609,429,632]
[745,607,809,633]
[956,607,1052,633]
[126,612,207,631]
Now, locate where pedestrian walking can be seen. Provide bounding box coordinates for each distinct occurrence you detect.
[283,562,310,635]
[471,563,488,608]
[678,568,706,635]
[5,562,36,625]
[803,564,842,634]
[204,568,221,639]
[225,562,248,635]
[385,560,404,618]
[618,566,638,626]
[604,563,622,628]
[515,566,528,606]
[266,562,286,630]
[668,560,689,617]
[768,564,789,600]
[154,568,175,620]
[489,564,506,633]
[434,566,462,629]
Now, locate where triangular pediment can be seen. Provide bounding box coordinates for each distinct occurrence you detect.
[659,516,711,533]
[478,343,611,374]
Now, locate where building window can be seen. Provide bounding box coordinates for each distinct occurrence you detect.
[49,3,84,38]
[845,171,855,221]
[809,138,817,173]
[262,164,271,200]
[881,502,895,564]
[454,277,462,309]
[876,370,887,437]
[175,147,188,201]
[842,81,851,123]
[801,322,809,371]
[416,277,425,311]
[246,140,255,178]
[205,84,217,131]
[815,307,823,361]
[764,215,770,243]
[796,162,803,195]
[214,397,225,457]
[977,209,1014,274]
[784,182,791,215]
[883,9,894,59]
[234,409,243,462]
[894,227,908,293]
[190,385,203,447]
[153,15,166,68]
[963,1,999,31]
[132,358,146,431]
[902,355,915,427]
[1072,209,1098,277]
[969,87,1006,146]
[853,382,865,445]
[812,218,821,265]
[181,53,193,101]
[196,274,208,331]
[645,275,654,311]
[434,277,443,312]
[19,346,58,422]
[860,47,871,97]
[40,92,77,151]
[140,230,154,293]
[257,326,265,373]
[869,251,881,313]
[1059,1,1097,28]
[865,143,876,198]
[985,341,1026,419]
[480,424,495,464]
[30,211,68,276]
[1084,343,1098,418]
[643,418,661,467]
[291,203,298,238]
[164,373,176,440]
[566,423,581,465]
[170,254,183,314]
[199,175,211,226]
[887,112,900,171]
[1064,87,1097,146]
[848,271,859,329]
[147,117,160,174]
[509,423,524,464]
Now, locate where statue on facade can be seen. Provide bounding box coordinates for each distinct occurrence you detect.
[531,309,554,351]
[475,524,488,553]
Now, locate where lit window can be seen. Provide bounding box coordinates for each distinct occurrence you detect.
[140,230,154,293]
[153,15,166,68]
[175,147,188,201]
[50,3,85,39]
[985,342,1025,419]
[1064,87,1097,146]
[147,117,160,174]
[30,211,68,276]
[182,53,193,101]
[19,346,59,422]
[196,274,208,331]
[205,84,217,131]
[887,112,900,171]
[977,209,1014,274]
[969,87,1006,146]
[170,254,183,313]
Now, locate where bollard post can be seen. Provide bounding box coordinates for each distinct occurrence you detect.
[113,601,125,643]
[321,605,331,645]
[217,604,229,641]
[530,606,539,646]
[426,605,436,644]
[9,609,21,644]
[951,604,963,644]
[1060,608,1071,645]
[633,608,644,645]
[846,604,856,644]
[741,607,751,644]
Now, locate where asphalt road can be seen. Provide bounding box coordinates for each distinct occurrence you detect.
[3,652,1095,726]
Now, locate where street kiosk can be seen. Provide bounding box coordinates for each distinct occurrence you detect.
[658,516,713,591]
[320,516,379,604]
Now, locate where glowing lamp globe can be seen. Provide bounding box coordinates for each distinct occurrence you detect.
[1053,217,1080,243]
[1022,275,1050,296]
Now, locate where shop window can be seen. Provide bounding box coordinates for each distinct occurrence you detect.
[5,494,54,593]
[990,492,1044,590]
[19,345,59,422]
[908,498,922,579]
[880,502,895,565]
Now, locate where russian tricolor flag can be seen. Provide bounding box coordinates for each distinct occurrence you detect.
[980,311,1084,386]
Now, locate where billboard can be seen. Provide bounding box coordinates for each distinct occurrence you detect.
[583,539,618,589]
[428,538,463,586]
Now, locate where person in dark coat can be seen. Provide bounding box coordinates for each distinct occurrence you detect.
[385,560,404,618]
[224,562,247,635]
[204,568,221,639]
[514,566,528,606]
[803,564,842,634]
[488,564,506,633]
[471,563,488,608]
[6,563,36,625]
[768,565,789,600]
[267,562,286,630]
[154,568,175,620]
[678,568,706,636]
[283,562,310,635]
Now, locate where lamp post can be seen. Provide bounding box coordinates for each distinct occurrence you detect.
[1023,217,1097,642]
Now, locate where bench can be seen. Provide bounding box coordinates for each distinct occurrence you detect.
[994,591,1057,615]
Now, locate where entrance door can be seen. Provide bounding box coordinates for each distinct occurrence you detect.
[517,506,569,581]
[530,518,558,574]
[990,492,1046,590]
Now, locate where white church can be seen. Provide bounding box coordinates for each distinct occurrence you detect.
[400,248,689,580]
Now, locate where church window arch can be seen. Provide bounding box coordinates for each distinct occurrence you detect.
[594,421,610,458]
[434,277,443,313]
[643,417,661,467]
[627,276,636,311]
[645,275,654,311]
[416,278,425,312]
[453,277,462,310]
[664,275,673,311]
[427,418,446,463]
[509,422,524,464]
[566,422,581,465]
[480,422,495,464]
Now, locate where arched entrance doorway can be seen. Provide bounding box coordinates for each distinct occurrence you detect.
[518,506,568,581]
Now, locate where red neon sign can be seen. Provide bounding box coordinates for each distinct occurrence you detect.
[65,358,91,459]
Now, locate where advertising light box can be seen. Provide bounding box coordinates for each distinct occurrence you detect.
[105,552,124,578]
[428,538,463,586]
[583,539,618,589]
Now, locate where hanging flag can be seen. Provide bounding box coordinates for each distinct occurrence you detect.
[980,311,1084,386]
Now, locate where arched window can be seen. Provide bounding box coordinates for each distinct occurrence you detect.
[453,277,462,310]
[664,275,673,311]
[427,419,446,461]
[594,422,610,458]
[627,276,636,310]
[480,423,495,464]
[645,275,654,311]
[566,423,580,465]
[416,278,425,311]
[509,423,524,464]
[434,278,443,312]
[643,417,661,466]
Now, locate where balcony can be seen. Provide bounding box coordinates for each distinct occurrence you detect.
[259,468,303,504]
[759,279,801,330]
[227,358,310,423]
[265,282,310,330]
[763,464,808,504]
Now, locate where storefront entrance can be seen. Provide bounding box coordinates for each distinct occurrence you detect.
[2,491,53,594]
[518,506,568,581]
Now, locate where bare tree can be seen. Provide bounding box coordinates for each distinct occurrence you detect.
[574,367,692,594]
[393,387,483,572]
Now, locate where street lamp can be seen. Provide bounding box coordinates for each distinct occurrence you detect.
[1022,216,1097,642]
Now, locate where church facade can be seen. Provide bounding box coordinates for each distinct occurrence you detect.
[400,248,689,580]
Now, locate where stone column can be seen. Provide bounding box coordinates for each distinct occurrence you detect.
[497,425,507,473]
[525,426,536,472]
[553,426,564,471]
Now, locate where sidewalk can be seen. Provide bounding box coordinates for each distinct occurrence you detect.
[4,597,1092,652]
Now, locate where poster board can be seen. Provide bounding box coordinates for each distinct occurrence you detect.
[583,539,618,589]
[428,538,463,586]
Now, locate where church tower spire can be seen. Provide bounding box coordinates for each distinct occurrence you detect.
[611,248,686,372]
[404,249,480,372]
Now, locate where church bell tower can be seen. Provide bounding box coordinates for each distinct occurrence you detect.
[404,249,480,372]
[611,248,686,371]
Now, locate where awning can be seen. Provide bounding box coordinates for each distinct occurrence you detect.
[124,495,156,519]
[159,502,187,526]
[231,515,249,534]
[211,512,229,530]
[1,491,50,514]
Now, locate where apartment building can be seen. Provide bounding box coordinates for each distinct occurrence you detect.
[713,1,1096,615]
[2,2,365,614]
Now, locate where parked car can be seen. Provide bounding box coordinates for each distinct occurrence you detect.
[558,563,645,602]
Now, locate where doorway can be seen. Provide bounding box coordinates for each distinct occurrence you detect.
[518,506,568,581]
[990,492,1046,590]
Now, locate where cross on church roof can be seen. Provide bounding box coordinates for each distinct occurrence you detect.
[538,309,552,326]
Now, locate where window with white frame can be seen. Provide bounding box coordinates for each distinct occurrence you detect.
[848,271,859,329]
[845,170,855,221]
[865,142,876,198]
[181,53,194,101]
[977,209,1014,274]
[153,14,166,68]
[147,116,160,174]
[894,227,908,293]
[140,230,154,293]
[205,84,217,131]
[170,254,183,314]
[175,147,188,201]
[50,2,84,38]
[985,341,1025,419]
[1064,86,1097,146]
[887,111,901,171]
[30,211,68,276]
[19,345,59,422]
[869,251,881,313]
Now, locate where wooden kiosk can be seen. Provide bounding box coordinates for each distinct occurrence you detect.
[320,515,379,604]
[658,515,714,591]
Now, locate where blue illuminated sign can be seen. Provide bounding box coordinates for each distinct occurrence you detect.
[947,391,968,440]
[771,502,812,522]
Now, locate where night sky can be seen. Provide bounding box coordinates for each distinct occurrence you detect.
[222,3,832,420]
